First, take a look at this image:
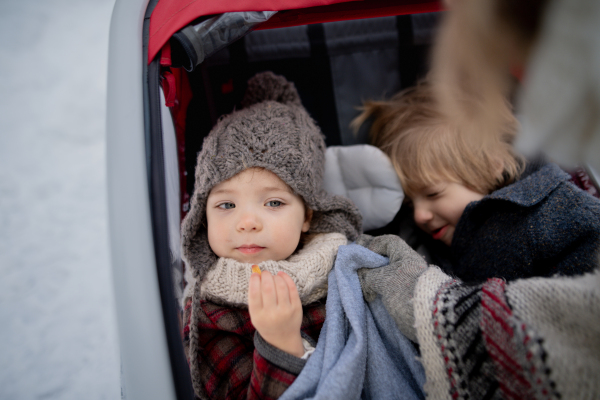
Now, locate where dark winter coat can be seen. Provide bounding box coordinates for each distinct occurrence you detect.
[451,162,600,283]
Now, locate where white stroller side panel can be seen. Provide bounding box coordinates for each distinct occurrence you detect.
[324,145,404,232]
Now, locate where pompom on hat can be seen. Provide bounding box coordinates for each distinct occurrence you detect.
[181,71,362,281]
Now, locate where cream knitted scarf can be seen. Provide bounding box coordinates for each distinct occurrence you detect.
[200,232,347,307]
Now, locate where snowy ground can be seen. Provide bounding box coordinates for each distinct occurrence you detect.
[0,0,121,399]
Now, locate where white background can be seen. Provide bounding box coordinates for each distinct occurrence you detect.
[0,0,121,398]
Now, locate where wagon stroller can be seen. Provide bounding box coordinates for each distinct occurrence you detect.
[106,0,600,399]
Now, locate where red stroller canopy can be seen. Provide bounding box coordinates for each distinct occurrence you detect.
[148,0,442,63]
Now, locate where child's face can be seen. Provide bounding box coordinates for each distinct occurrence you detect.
[206,168,311,264]
[410,181,484,246]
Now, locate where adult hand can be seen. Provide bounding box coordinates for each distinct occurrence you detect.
[248,270,304,357]
[356,234,429,342]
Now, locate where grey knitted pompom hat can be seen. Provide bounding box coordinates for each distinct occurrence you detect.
[181,71,362,281]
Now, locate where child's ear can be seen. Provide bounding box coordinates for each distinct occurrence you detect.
[302,209,313,232]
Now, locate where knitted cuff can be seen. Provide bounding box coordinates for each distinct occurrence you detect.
[254,332,308,375]
[357,234,428,342]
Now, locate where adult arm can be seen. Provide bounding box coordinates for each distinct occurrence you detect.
[358,234,600,399]
[356,234,430,342]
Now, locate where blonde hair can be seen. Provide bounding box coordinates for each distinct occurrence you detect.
[352,81,523,197]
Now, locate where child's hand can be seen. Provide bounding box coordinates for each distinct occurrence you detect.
[248,270,304,357]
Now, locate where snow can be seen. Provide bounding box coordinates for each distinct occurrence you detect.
[0,0,121,398]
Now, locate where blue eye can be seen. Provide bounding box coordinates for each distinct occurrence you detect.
[266,200,283,207]
[218,202,235,209]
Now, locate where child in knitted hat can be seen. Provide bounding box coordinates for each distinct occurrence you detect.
[354,80,600,283]
[181,71,362,399]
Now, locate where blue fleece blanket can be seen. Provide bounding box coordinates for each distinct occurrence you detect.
[280,244,426,400]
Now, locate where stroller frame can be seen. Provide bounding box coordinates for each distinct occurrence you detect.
[107,1,442,399]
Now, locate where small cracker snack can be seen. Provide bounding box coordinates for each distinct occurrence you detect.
[251,265,261,275]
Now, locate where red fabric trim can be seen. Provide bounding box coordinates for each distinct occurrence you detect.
[161,71,177,107]
[168,68,192,220]
[160,41,172,67]
[257,0,441,31]
[149,0,357,62]
[159,66,192,219]
[148,0,443,63]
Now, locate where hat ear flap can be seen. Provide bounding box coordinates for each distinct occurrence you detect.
[241,71,302,108]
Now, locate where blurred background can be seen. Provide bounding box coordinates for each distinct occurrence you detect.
[0,0,121,398]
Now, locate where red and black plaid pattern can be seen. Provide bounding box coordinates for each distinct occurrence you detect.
[183,299,326,399]
[248,351,297,400]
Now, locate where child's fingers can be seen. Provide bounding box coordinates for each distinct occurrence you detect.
[278,271,301,308]
[274,274,291,306]
[248,272,263,310]
[260,270,278,307]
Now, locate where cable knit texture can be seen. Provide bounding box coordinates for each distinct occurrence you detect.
[201,233,347,306]
[181,71,362,284]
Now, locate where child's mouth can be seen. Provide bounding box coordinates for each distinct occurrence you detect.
[237,245,265,254]
[431,226,448,241]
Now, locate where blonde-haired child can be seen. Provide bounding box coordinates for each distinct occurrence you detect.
[354,81,600,283]
[356,1,600,398]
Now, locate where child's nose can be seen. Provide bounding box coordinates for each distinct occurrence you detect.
[236,212,262,232]
[413,204,433,226]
